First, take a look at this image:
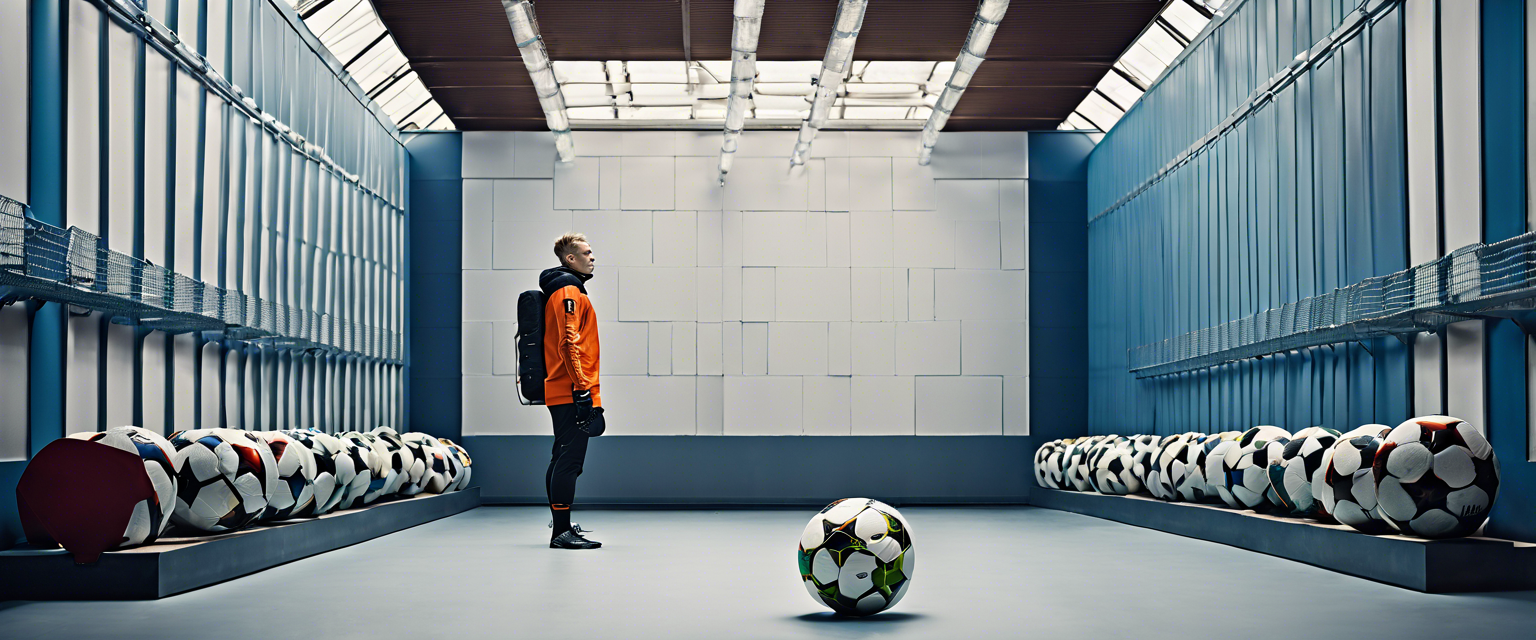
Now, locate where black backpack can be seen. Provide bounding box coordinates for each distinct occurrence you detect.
[515,290,546,405]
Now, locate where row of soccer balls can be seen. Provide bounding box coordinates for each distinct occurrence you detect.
[1032,415,1501,539]
[67,425,474,549]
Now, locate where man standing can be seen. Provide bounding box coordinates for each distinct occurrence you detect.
[540,233,604,549]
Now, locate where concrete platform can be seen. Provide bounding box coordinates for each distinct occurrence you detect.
[1030,488,1536,592]
[0,488,480,600]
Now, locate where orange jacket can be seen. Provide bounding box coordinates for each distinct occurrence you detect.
[542,283,601,407]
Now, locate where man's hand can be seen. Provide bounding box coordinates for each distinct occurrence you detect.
[572,388,593,429]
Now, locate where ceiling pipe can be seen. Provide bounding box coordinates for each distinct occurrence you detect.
[502,0,575,162]
[917,0,1010,165]
[719,0,767,184]
[789,0,868,168]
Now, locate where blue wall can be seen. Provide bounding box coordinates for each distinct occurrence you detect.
[1086,0,1536,542]
[1029,132,1093,443]
[403,132,463,443]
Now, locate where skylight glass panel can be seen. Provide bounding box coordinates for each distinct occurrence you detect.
[552,61,609,84]
[1163,1,1211,40]
[627,61,689,83]
[861,61,937,83]
[1095,72,1143,111]
[1075,91,1124,131]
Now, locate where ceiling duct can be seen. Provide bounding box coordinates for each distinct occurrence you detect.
[719,0,767,184]
[917,0,1010,165]
[789,0,868,168]
[502,0,575,161]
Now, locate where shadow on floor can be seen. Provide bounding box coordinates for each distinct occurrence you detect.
[790,611,928,625]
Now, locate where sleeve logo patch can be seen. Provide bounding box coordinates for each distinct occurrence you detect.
[564,298,575,314]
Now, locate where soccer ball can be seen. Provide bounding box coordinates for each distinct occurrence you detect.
[1044,439,1076,489]
[281,430,340,516]
[439,438,473,492]
[1084,436,1123,493]
[798,498,914,616]
[403,433,454,494]
[1126,435,1161,491]
[1373,416,1500,538]
[341,431,397,503]
[1318,425,1395,533]
[1271,426,1341,517]
[331,433,376,509]
[1034,440,1064,489]
[65,426,181,546]
[253,431,317,521]
[167,429,278,532]
[1205,437,1245,508]
[1171,433,1218,501]
[373,427,424,496]
[1224,426,1291,510]
[1151,434,1202,502]
[1090,439,1142,495]
[1065,436,1102,491]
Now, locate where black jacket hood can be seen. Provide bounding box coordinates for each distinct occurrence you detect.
[539,266,593,296]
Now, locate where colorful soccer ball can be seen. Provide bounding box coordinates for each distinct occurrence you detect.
[798,498,914,616]
[439,438,473,492]
[1318,425,1395,533]
[1090,439,1141,495]
[1225,426,1291,510]
[1373,416,1500,538]
[1034,440,1064,488]
[65,426,181,546]
[403,433,454,494]
[1271,426,1341,517]
[167,429,278,532]
[341,431,396,504]
[253,431,317,521]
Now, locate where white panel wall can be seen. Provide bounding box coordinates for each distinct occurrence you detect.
[463,132,1029,436]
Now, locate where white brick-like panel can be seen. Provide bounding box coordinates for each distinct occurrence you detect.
[851,322,895,375]
[1001,179,1028,270]
[808,158,826,210]
[673,322,697,375]
[826,211,852,267]
[743,322,768,375]
[571,131,624,156]
[742,267,775,321]
[463,376,547,435]
[934,270,1028,321]
[677,156,726,210]
[601,320,650,375]
[824,157,851,211]
[723,321,743,375]
[962,321,1029,376]
[744,211,827,267]
[649,322,672,375]
[621,157,676,210]
[620,131,680,156]
[462,132,515,178]
[916,376,1002,435]
[723,265,742,321]
[587,271,618,322]
[848,132,921,157]
[697,375,724,435]
[573,210,652,266]
[600,157,621,209]
[513,131,555,178]
[653,210,698,266]
[848,212,893,267]
[724,376,802,435]
[852,376,914,435]
[493,179,554,219]
[698,267,723,322]
[768,322,828,375]
[893,211,955,268]
[724,158,809,210]
[723,211,744,266]
[618,267,698,321]
[698,322,724,375]
[935,179,1000,220]
[463,180,494,269]
[494,211,571,270]
[554,157,601,209]
[697,211,723,266]
[463,270,538,321]
[776,267,850,322]
[829,321,852,375]
[908,268,934,320]
[734,131,800,157]
[601,375,695,435]
[851,268,884,322]
[929,132,1028,179]
[492,321,517,375]
[849,157,893,211]
[955,220,1002,270]
[896,321,961,375]
[803,376,852,435]
[892,160,935,210]
[462,322,493,375]
[1005,375,1029,435]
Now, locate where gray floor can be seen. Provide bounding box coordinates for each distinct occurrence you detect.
[2,506,1534,639]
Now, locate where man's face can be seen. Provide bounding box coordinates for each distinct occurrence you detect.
[564,241,596,274]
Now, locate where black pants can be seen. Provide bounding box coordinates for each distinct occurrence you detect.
[545,405,602,507]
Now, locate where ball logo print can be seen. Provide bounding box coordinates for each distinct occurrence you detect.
[798,498,914,616]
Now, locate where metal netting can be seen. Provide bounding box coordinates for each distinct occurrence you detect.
[0,194,401,363]
[1129,231,1536,378]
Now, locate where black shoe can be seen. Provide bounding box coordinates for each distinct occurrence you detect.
[550,530,602,549]
[549,520,592,534]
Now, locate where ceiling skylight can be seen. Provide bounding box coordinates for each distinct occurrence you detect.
[285,0,455,131]
[1058,0,1220,140]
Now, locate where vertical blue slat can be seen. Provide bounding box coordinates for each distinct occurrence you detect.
[1372,5,1411,424]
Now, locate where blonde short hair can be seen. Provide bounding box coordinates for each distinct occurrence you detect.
[553,233,588,261]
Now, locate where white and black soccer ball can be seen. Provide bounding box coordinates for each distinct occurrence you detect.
[1224,426,1291,510]
[1172,433,1219,502]
[372,427,423,496]
[1152,434,1203,502]
[1126,435,1160,492]
[1373,416,1500,539]
[254,431,317,521]
[66,426,181,547]
[331,432,376,508]
[1084,436,1123,493]
[1184,433,1231,503]
[439,438,473,492]
[281,430,340,516]
[1271,426,1341,517]
[1034,440,1064,489]
[341,431,396,504]
[1045,439,1076,489]
[798,498,914,616]
[1142,434,1182,500]
[1318,424,1395,534]
[168,429,278,532]
[403,433,454,494]
[1065,436,1102,492]
[1205,437,1244,508]
[1090,439,1142,495]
